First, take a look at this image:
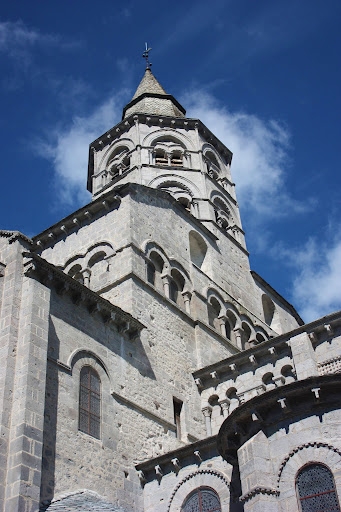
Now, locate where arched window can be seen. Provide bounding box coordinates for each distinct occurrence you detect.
[107,146,130,177]
[146,251,164,292]
[207,297,221,331]
[296,463,340,511]
[79,366,101,439]
[181,487,221,512]
[169,269,185,308]
[68,264,84,284]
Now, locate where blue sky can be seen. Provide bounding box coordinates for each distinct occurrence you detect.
[1,0,340,322]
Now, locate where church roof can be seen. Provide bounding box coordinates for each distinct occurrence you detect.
[41,490,126,511]
[122,68,186,119]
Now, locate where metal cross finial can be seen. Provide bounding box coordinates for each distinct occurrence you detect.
[142,42,152,69]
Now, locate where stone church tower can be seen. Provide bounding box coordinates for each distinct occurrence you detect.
[0,65,340,512]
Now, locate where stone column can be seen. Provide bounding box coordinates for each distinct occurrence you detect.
[4,274,51,512]
[234,327,243,350]
[182,291,192,314]
[161,274,171,299]
[219,399,230,418]
[202,406,212,436]
[218,316,227,337]
[83,268,91,287]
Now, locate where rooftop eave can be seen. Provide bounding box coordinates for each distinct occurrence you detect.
[122,92,186,120]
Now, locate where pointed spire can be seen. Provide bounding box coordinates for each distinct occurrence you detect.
[122,65,186,120]
[131,68,168,100]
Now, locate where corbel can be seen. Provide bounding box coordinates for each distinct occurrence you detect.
[194,450,202,463]
[171,458,181,471]
[195,378,203,390]
[137,470,146,484]
[249,354,257,365]
[155,465,163,477]
[311,387,321,400]
[324,324,334,336]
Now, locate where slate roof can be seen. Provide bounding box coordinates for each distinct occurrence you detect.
[41,490,126,512]
[122,68,186,119]
[131,68,168,99]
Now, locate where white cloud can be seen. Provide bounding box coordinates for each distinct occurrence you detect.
[36,94,125,207]
[273,233,341,322]
[0,20,80,64]
[183,89,309,219]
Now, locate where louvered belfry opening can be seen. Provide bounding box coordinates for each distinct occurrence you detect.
[296,463,341,512]
[79,366,101,439]
[181,487,221,512]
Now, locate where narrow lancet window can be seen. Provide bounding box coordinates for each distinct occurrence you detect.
[79,366,101,439]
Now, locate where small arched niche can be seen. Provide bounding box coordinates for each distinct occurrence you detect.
[68,264,84,284]
[262,294,281,333]
[208,297,221,331]
[189,231,208,270]
[169,269,185,308]
[147,251,164,292]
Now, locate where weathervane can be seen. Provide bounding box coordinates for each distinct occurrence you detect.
[142,43,152,69]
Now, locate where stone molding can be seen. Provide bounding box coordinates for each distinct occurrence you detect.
[32,189,121,250]
[0,229,33,245]
[277,441,341,486]
[193,310,341,386]
[167,469,230,512]
[217,374,341,463]
[240,486,279,503]
[22,252,145,340]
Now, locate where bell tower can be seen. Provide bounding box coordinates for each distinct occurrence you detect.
[87,63,246,249]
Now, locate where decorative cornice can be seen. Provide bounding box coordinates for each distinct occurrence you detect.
[22,252,145,339]
[0,230,33,245]
[135,435,217,475]
[240,486,279,503]
[32,189,121,251]
[217,374,341,464]
[193,310,341,385]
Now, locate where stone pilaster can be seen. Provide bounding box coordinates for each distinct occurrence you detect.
[4,274,50,512]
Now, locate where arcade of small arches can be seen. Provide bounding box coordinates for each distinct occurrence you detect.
[63,242,115,291]
[201,360,296,436]
[206,290,276,350]
[145,244,192,313]
[100,133,230,189]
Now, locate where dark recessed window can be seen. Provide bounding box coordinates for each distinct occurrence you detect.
[296,463,340,512]
[79,366,101,439]
[173,398,183,439]
[181,487,221,512]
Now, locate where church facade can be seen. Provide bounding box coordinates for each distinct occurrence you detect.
[0,66,340,512]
